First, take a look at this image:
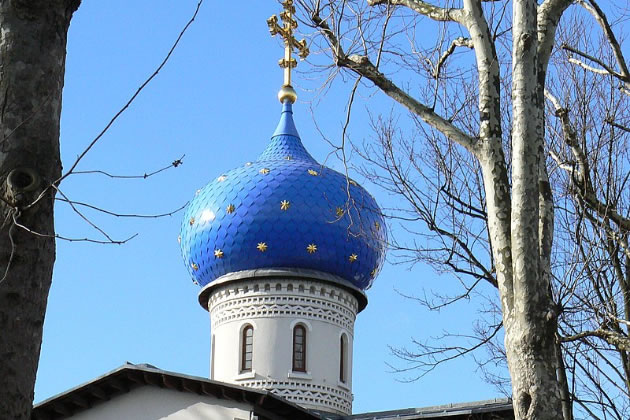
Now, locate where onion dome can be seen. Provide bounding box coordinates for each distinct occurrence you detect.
[179,102,386,290]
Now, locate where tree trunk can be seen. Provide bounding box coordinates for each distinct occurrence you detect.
[506,0,563,418]
[0,1,79,419]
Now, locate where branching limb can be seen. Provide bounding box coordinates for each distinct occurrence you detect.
[546,90,630,235]
[433,37,473,79]
[389,322,503,379]
[560,0,630,92]
[545,90,589,185]
[562,44,623,78]
[581,0,630,79]
[345,53,476,152]
[605,119,630,133]
[367,0,464,23]
[561,329,630,352]
[310,11,477,154]
[53,186,117,243]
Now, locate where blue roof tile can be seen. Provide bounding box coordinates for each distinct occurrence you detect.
[180,102,386,290]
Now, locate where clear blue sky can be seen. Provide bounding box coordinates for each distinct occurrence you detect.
[35,0,505,413]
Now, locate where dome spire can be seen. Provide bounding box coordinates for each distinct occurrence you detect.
[267,0,309,104]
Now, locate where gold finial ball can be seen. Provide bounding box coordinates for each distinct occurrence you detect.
[278,85,297,103]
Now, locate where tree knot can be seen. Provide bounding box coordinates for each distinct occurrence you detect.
[5,167,41,207]
[348,54,369,65]
[554,107,568,118]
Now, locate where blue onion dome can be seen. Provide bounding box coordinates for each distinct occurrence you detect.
[179,102,386,290]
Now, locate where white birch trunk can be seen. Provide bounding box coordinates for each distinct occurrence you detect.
[506,0,562,418]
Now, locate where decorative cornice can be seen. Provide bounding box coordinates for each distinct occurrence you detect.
[198,268,368,312]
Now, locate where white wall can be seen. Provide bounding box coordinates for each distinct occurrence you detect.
[207,277,358,415]
[69,386,253,420]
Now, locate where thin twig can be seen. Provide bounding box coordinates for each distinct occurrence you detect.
[55,198,188,219]
[54,186,116,242]
[0,95,51,147]
[71,155,185,179]
[57,1,203,184]
[12,212,137,245]
[0,213,17,286]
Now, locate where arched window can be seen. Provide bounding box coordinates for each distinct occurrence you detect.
[339,334,348,383]
[292,325,307,372]
[241,325,253,373]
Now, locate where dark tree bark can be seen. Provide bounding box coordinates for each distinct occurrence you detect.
[0,1,80,419]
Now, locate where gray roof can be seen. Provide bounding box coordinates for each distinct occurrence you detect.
[320,398,514,420]
[32,363,320,420]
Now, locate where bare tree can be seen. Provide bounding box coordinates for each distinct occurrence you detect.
[0,3,81,418]
[291,0,630,419]
[0,1,201,418]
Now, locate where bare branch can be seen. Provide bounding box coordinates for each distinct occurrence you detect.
[582,0,630,79]
[11,212,137,245]
[310,11,477,154]
[53,186,117,243]
[434,37,474,79]
[367,0,464,23]
[55,198,188,219]
[562,43,623,78]
[346,54,477,152]
[561,329,630,352]
[71,155,184,179]
[57,1,203,185]
[390,322,503,379]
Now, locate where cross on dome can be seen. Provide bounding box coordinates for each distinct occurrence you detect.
[267,0,309,103]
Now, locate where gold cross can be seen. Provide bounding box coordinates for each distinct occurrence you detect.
[267,0,309,102]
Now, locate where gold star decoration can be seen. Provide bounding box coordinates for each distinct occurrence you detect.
[348,253,358,263]
[308,169,318,176]
[191,262,199,271]
[257,242,268,252]
[285,155,292,160]
[280,200,290,211]
[260,168,270,175]
[349,179,358,186]
[177,235,181,244]
[335,207,345,218]
[307,243,317,254]
[214,249,224,259]
[217,175,227,182]
[226,204,236,214]
[374,221,380,231]
[371,268,377,277]
[189,217,195,226]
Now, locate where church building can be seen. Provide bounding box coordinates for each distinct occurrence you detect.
[32,2,514,419]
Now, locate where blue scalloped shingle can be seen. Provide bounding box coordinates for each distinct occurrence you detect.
[180,102,386,290]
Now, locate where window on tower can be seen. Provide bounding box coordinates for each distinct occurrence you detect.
[241,325,253,373]
[292,325,306,372]
[340,334,348,383]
